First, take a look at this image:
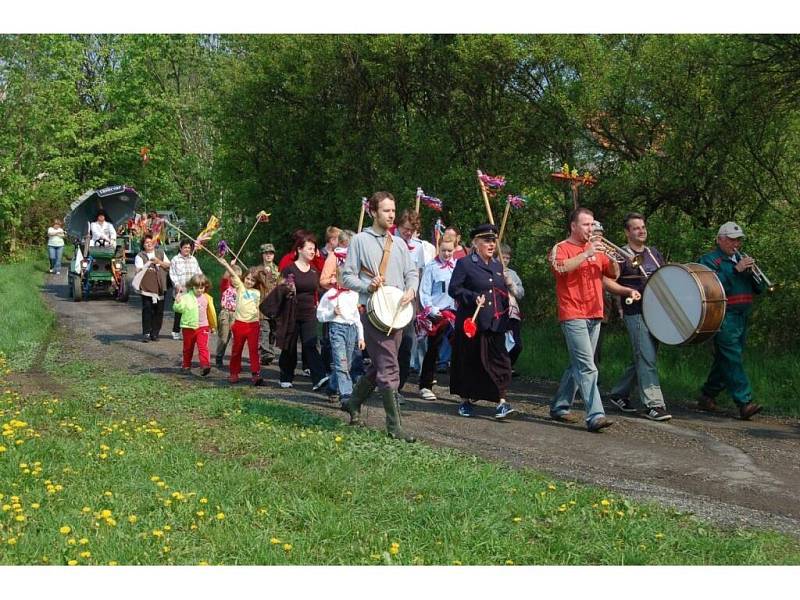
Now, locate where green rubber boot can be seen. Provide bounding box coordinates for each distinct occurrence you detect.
[342,376,375,427]
[380,388,416,443]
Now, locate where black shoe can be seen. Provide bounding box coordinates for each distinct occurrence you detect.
[252,377,265,387]
[605,394,637,413]
[150,335,159,342]
[201,367,211,377]
[215,357,223,368]
[644,407,672,422]
[142,336,150,343]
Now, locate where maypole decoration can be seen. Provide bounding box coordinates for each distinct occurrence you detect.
[357,197,368,233]
[193,215,221,255]
[476,170,506,225]
[232,210,270,265]
[498,194,527,248]
[162,219,221,264]
[550,162,597,209]
[417,188,443,212]
[217,240,230,258]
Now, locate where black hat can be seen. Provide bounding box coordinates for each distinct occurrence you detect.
[469,223,499,240]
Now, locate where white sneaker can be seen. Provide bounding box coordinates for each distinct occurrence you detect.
[302,368,311,377]
[420,388,437,401]
[279,381,293,389]
[171,332,182,340]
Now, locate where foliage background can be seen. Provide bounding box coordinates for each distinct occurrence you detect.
[1,34,798,347]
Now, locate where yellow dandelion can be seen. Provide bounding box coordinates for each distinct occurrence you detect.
[80,551,91,558]
[67,538,77,545]
[15,514,26,522]
[505,560,514,565]
[108,561,119,566]
[163,525,171,531]
[31,503,40,509]
[270,537,281,545]
[558,506,567,513]
[334,436,343,443]
[59,525,71,535]
[128,515,138,524]
[103,491,113,498]
[452,560,462,565]
[196,511,206,517]
[196,461,204,468]
[600,499,611,507]
[152,530,164,538]
[81,506,91,513]
[7,538,17,545]
[655,533,665,539]
[105,517,117,527]
[283,543,292,551]
[199,497,208,504]
[162,546,171,553]
[547,484,557,491]
[512,516,522,523]
[67,560,78,566]
[216,512,225,520]
[616,511,625,517]
[99,509,112,518]
[79,538,89,545]
[150,476,160,482]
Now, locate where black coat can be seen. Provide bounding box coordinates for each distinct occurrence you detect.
[448,252,510,334]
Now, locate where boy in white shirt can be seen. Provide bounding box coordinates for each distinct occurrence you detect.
[317,258,365,407]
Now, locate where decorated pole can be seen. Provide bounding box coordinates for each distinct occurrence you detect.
[415,187,422,214]
[550,163,597,210]
[357,197,367,233]
[498,195,527,249]
[232,210,270,265]
[162,219,222,263]
[476,170,495,225]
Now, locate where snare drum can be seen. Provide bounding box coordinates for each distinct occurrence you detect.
[367,285,414,334]
[642,263,726,345]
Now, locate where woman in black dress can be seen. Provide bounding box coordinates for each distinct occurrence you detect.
[448,223,515,420]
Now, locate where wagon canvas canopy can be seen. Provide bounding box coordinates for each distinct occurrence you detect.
[64,185,142,239]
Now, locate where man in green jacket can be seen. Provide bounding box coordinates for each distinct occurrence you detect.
[697,222,766,420]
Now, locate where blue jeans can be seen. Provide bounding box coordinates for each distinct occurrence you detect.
[328,322,359,398]
[550,318,606,425]
[611,313,665,409]
[47,245,64,271]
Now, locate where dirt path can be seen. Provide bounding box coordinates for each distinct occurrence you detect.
[40,272,800,537]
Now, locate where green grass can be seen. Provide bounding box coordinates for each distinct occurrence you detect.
[1,356,798,565]
[0,254,56,371]
[517,320,800,417]
[1,258,799,565]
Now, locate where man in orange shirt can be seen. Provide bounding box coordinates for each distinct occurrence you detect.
[548,208,640,432]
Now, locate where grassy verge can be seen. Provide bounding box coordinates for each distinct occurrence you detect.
[0,253,56,371]
[517,321,800,417]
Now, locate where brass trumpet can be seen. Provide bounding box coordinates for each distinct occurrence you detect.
[589,233,643,268]
[735,251,776,293]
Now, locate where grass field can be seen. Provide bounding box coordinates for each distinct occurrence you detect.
[1,257,799,565]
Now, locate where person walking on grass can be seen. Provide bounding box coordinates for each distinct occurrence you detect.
[173,274,217,376]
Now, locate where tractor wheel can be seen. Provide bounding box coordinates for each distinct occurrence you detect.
[68,275,74,297]
[117,277,130,303]
[72,275,83,302]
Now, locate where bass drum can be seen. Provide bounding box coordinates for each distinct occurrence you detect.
[642,263,726,345]
[367,285,414,334]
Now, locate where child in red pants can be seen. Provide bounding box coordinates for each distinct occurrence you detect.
[173,274,217,376]
[216,258,266,386]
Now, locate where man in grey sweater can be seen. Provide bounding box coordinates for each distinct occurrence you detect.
[341,191,419,442]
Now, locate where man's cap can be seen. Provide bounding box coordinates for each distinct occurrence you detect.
[260,243,275,253]
[469,223,499,240]
[717,221,745,239]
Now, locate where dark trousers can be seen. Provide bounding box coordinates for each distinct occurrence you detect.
[278,319,326,385]
[419,327,449,389]
[398,321,415,390]
[141,296,165,339]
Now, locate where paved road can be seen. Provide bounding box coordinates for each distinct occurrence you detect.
[41,272,800,537]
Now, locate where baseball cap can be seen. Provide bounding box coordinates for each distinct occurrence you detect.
[717,222,745,239]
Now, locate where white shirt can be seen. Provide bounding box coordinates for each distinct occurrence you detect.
[90,221,116,246]
[47,227,65,247]
[135,250,170,271]
[316,288,365,341]
[420,240,436,266]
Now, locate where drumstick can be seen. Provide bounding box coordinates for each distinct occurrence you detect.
[385,286,405,337]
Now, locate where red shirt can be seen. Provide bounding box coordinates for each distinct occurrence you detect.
[550,239,616,321]
[220,277,231,294]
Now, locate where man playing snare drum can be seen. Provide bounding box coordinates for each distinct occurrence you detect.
[603,213,672,422]
[697,222,766,420]
[341,191,419,442]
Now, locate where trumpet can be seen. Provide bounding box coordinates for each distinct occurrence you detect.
[735,252,776,293]
[589,234,643,269]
